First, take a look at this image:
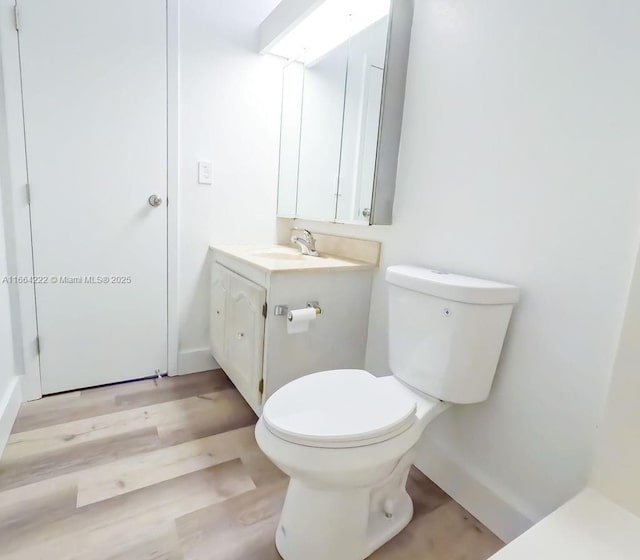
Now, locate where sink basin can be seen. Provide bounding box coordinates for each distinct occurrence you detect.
[251,249,306,261]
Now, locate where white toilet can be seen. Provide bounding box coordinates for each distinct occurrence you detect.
[255,265,519,560]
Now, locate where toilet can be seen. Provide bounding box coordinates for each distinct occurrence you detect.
[255,265,519,560]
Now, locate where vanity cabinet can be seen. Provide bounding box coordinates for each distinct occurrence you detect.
[209,263,266,412]
[209,243,378,414]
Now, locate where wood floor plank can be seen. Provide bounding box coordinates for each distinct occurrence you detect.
[156,389,256,447]
[4,389,237,462]
[0,469,79,515]
[0,479,79,547]
[0,459,256,559]
[8,390,82,436]
[0,426,162,492]
[404,466,452,517]
[176,479,288,560]
[2,520,184,560]
[11,370,232,434]
[111,370,233,407]
[239,446,288,488]
[76,425,257,507]
[370,499,504,560]
[92,522,184,560]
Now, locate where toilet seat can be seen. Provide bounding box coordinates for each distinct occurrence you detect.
[262,369,418,448]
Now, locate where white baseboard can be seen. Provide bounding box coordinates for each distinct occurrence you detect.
[177,348,219,376]
[0,376,22,457]
[415,436,535,543]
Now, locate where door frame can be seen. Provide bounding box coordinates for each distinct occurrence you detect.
[1,0,181,400]
[166,0,180,379]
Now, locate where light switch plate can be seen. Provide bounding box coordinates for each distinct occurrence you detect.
[198,161,213,185]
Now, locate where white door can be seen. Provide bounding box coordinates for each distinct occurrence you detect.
[18,0,168,393]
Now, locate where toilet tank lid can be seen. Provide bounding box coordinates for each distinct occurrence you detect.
[386,266,519,304]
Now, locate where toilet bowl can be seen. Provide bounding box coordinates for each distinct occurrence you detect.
[256,266,519,560]
[256,369,450,560]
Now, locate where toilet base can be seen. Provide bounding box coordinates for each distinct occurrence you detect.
[275,468,414,560]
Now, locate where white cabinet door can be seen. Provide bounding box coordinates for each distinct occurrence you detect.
[209,263,229,363]
[225,271,266,412]
[18,0,168,393]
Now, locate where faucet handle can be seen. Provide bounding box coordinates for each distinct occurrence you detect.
[290,228,319,256]
[291,228,313,243]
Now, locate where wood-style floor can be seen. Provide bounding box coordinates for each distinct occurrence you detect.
[0,370,503,560]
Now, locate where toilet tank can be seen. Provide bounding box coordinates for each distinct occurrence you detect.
[386,266,519,404]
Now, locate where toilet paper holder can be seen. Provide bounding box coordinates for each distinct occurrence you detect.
[274,301,322,317]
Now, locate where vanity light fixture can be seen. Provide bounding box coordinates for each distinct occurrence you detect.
[259,0,390,64]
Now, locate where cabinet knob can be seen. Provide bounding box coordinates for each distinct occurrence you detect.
[237,332,244,339]
[216,310,220,315]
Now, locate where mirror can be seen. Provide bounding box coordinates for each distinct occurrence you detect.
[276,0,414,225]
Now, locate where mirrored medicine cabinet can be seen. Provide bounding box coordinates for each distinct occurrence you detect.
[273,0,414,225]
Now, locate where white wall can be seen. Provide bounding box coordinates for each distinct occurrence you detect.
[0,172,21,452]
[178,0,284,371]
[591,246,640,517]
[0,0,40,401]
[0,6,25,447]
[0,86,20,451]
[283,0,640,541]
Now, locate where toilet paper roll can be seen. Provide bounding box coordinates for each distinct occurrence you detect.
[287,307,317,334]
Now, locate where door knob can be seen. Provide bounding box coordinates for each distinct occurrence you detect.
[148,195,163,207]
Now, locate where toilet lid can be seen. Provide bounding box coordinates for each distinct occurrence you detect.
[262,369,418,448]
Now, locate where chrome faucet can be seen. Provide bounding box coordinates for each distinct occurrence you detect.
[290,229,319,257]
